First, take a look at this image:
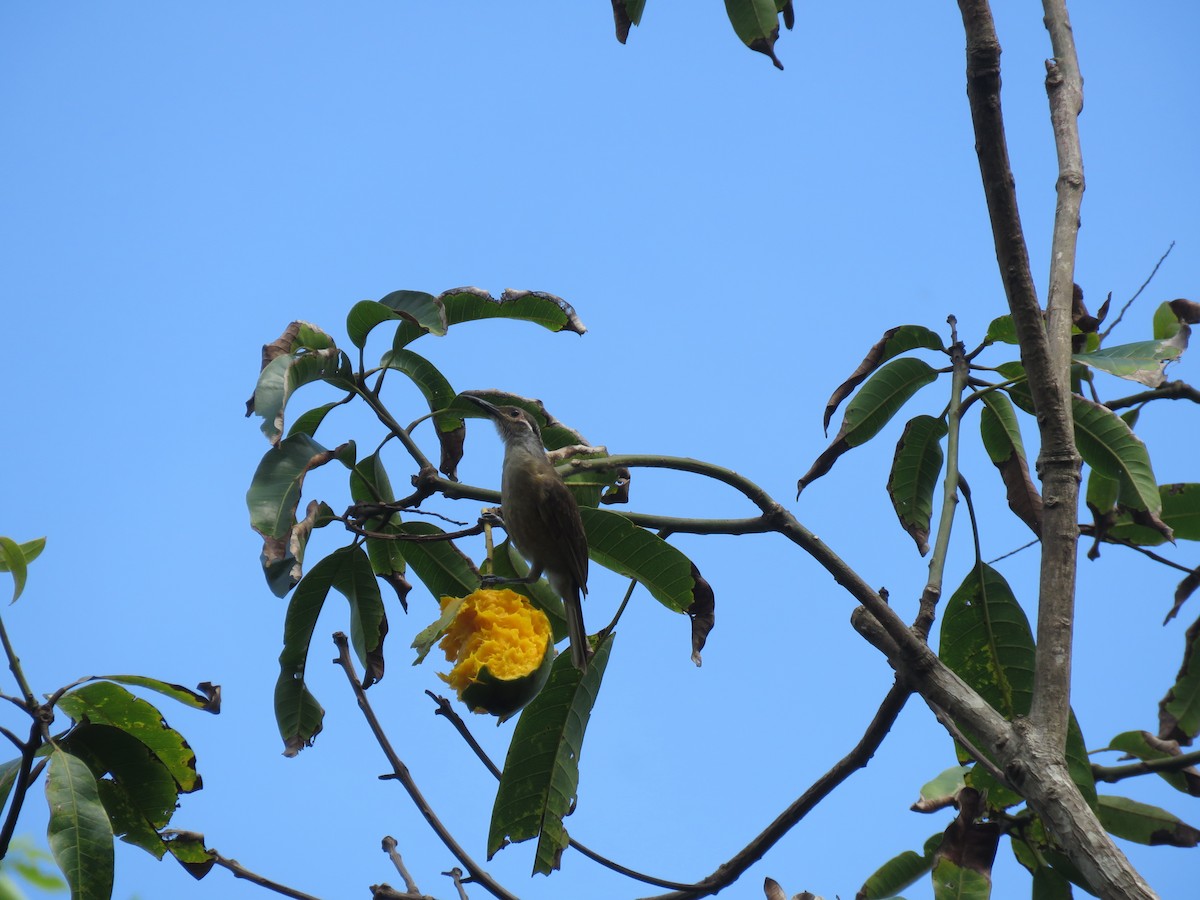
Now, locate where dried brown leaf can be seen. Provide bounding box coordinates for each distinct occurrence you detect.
[937,788,1001,875]
[686,564,716,666]
[1165,564,1200,624]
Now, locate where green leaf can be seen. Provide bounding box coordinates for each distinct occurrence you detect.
[347,293,446,349]
[80,676,219,714]
[54,683,200,792]
[60,724,180,858]
[252,348,353,445]
[1159,615,1200,743]
[381,348,466,478]
[800,357,939,493]
[163,831,214,875]
[380,348,460,430]
[979,392,1042,535]
[0,759,21,813]
[1153,300,1183,340]
[1097,795,1200,846]
[940,564,1032,806]
[287,400,343,439]
[858,839,940,899]
[0,537,45,571]
[823,325,945,433]
[723,0,784,68]
[1085,467,1120,518]
[411,596,467,666]
[840,357,940,449]
[394,521,480,602]
[1072,396,1167,533]
[978,392,1027,465]
[995,362,1035,415]
[1031,864,1073,900]
[1108,730,1200,796]
[579,507,696,613]
[931,856,991,900]
[887,415,947,555]
[247,433,354,541]
[621,0,645,25]
[488,633,613,873]
[985,315,1019,345]
[1011,823,1096,895]
[916,765,969,810]
[1109,483,1200,546]
[0,538,28,603]
[45,749,114,900]
[940,565,1098,810]
[276,545,385,754]
[349,452,408,592]
[393,287,585,349]
[1073,340,1181,387]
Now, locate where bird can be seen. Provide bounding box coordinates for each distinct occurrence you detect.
[464,395,591,672]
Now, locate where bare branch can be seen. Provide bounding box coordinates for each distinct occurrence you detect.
[1093,748,1200,785]
[639,681,912,900]
[424,691,696,892]
[208,848,323,900]
[332,634,520,900]
[1101,241,1176,340]
[1105,380,1200,411]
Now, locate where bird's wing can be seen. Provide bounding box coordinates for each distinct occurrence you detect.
[536,473,590,595]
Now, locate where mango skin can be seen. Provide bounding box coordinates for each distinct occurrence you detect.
[461,640,556,719]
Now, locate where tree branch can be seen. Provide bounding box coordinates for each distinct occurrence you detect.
[424,691,696,892]
[332,634,520,900]
[955,3,1156,896]
[1104,380,1200,411]
[208,848,323,900]
[1093,748,1200,785]
[1030,0,1086,747]
[639,681,912,900]
[916,325,969,638]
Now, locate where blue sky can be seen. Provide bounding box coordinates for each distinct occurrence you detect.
[3,3,1199,899]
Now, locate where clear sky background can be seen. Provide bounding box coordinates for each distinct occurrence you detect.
[3,3,1199,899]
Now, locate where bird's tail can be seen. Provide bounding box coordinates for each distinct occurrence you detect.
[564,588,589,673]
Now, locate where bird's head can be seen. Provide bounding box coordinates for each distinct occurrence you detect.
[463,394,544,447]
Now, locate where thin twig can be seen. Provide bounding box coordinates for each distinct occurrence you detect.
[927,701,1014,792]
[1105,380,1200,412]
[1101,242,1175,340]
[1093,748,1200,784]
[986,539,1041,565]
[0,618,35,709]
[0,721,41,859]
[332,634,520,900]
[209,848,323,900]
[916,328,969,638]
[341,518,485,543]
[381,836,434,898]
[444,869,470,900]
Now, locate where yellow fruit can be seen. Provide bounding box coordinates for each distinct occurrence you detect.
[437,588,555,718]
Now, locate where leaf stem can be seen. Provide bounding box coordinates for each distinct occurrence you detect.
[916,329,970,638]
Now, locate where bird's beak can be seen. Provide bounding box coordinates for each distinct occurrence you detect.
[463,394,502,418]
